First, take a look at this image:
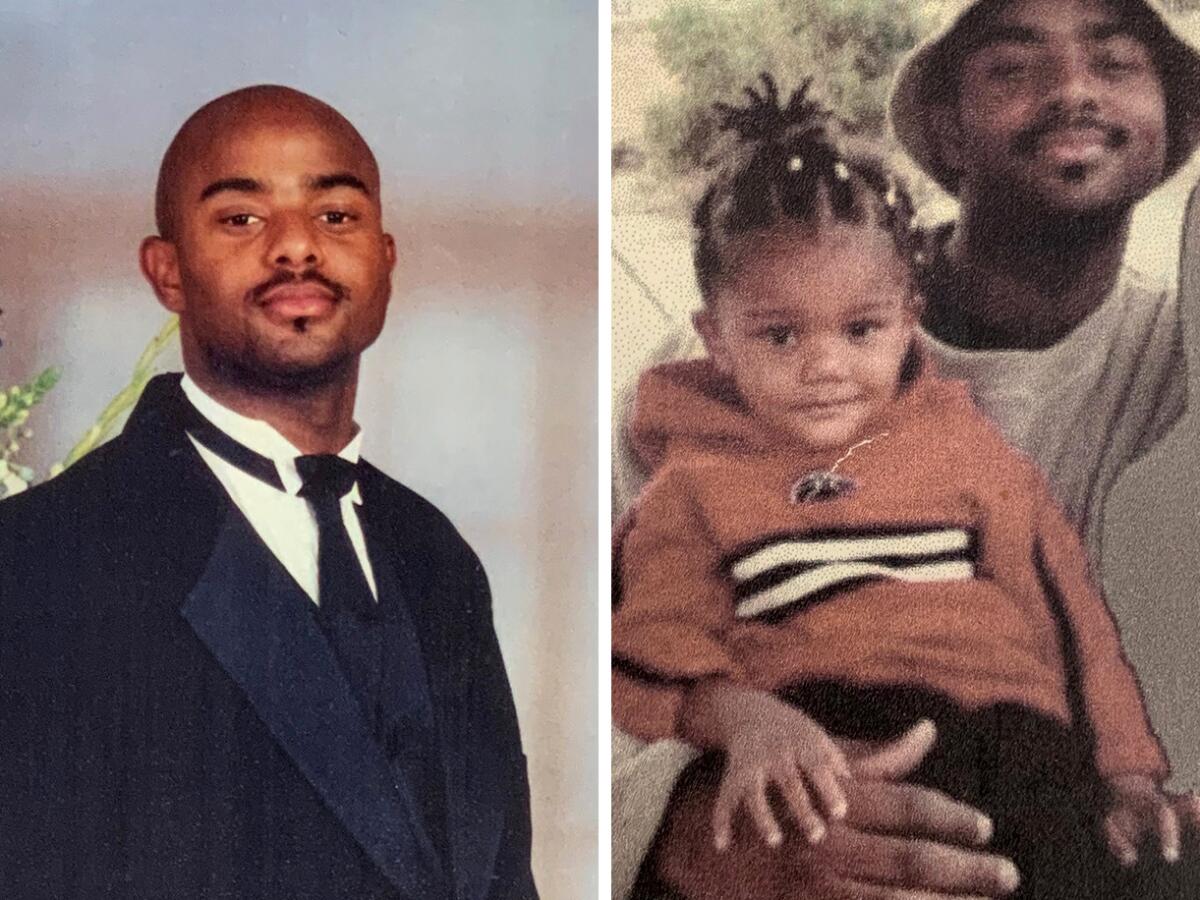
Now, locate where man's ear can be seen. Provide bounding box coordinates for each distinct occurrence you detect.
[383,232,397,272]
[140,236,185,313]
[693,308,733,374]
[930,104,967,175]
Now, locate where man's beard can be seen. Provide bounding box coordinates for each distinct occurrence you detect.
[971,166,1136,241]
[202,336,356,394]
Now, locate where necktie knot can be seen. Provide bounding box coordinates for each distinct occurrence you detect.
[296,454,359,501]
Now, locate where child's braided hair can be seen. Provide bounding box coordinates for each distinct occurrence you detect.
[693,74,919,304]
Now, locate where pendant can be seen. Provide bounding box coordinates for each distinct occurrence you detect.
[790,470,856,504]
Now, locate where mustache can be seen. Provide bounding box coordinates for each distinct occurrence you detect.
[1009,110,1130,157]
[247,269,348,305]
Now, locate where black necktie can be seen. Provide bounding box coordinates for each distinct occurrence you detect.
[295,454,378,619]
[182,402,375,618]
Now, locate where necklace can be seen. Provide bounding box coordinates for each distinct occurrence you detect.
[789,432,889,504]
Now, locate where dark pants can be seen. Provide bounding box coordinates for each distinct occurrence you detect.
[636,682,1200,900]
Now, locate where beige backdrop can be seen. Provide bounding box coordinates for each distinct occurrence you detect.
[0,2,598,896]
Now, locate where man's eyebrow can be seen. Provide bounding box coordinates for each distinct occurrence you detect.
[309,172,372,196]
[198,177,264,202]
[1085,21,1140,43]
[973,24,1044,50]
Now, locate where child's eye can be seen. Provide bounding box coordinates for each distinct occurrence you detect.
[846,319,882,341]
[760,325,797,347]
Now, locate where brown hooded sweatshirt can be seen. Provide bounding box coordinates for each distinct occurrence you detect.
[613,358,1166,781]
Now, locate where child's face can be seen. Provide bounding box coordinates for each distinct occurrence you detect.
[696,224,916,451]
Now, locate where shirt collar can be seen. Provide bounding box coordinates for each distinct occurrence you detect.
[179,373,364,503]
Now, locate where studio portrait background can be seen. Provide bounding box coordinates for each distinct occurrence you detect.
[0,2,597,897]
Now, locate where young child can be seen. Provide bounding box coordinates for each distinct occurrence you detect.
[612,77,1198,900]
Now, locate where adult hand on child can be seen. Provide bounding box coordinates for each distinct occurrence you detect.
[680,684,1020,896]
[782,721,1022,899]
[1169,790,1200,835]
[680,680,851,850]
[1105,773,1182,866]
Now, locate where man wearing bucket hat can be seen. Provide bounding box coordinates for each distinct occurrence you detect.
[612,1,1200,897]
[891,0,1200,564]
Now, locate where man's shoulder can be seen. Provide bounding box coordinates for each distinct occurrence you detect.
[1114,262,1176,318]
[0,434,136,533]
[357,461,482,568]
[0,435,156,615]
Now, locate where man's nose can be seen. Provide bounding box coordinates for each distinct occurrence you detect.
[1046,48,1102,112]
[265,213,322,269]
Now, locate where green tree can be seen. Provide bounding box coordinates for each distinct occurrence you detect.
[645,0,936,170]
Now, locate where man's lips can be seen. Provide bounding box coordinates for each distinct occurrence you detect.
[1037,126,1111,166]
[258,285,338,323]
[1012,115,1129,168]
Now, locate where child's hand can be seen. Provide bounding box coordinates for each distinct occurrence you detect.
[1104,774,1181,866]
[703,686,851,851]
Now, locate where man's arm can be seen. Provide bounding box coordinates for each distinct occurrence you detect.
[460,550,539,900]
[629,720,1019,900]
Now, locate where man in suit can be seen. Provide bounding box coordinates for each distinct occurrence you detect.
[0,85,537,899]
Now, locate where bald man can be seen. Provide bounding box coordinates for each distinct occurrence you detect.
[0,86,537,900]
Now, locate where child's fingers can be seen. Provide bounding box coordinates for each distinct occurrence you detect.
[1104,812,1139,867]
[1173,791,1200,834]
[1157,800,1181,863]
[779,770,826,844]
[807,764,848,821]
[711,780,737,852]
[809,731,852,780]
[749,772,784,847]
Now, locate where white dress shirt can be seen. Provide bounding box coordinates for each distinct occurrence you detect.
[180,374,378,603]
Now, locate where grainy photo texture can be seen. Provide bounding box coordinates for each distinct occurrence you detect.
[612,2,1200,898]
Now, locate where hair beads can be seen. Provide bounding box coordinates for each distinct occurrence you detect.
[693,74,918,304]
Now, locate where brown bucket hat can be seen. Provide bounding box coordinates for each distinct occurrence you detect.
[889,0,1200,193]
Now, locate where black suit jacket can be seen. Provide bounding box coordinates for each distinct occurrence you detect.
[0,375,537,900]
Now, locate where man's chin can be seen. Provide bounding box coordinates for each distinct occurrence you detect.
[975,166,1151,220]
[208,348,355,393]
[1020,163,1160,216]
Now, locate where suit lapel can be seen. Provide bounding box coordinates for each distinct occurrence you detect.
[359,474,508,900]
[120,376,450,898]
[181,510,448,897]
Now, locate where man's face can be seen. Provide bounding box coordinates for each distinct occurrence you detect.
[945,0,1167,214]
[167,117,395,390]
[697,226,916,452]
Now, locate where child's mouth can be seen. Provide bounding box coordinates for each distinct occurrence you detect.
[794,398,862,420]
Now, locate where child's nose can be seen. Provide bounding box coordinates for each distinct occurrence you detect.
[798,335,847,381]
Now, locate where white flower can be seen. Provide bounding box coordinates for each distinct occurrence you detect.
[0,467,28,497]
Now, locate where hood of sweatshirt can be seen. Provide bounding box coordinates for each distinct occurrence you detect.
[629,354,973,474]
